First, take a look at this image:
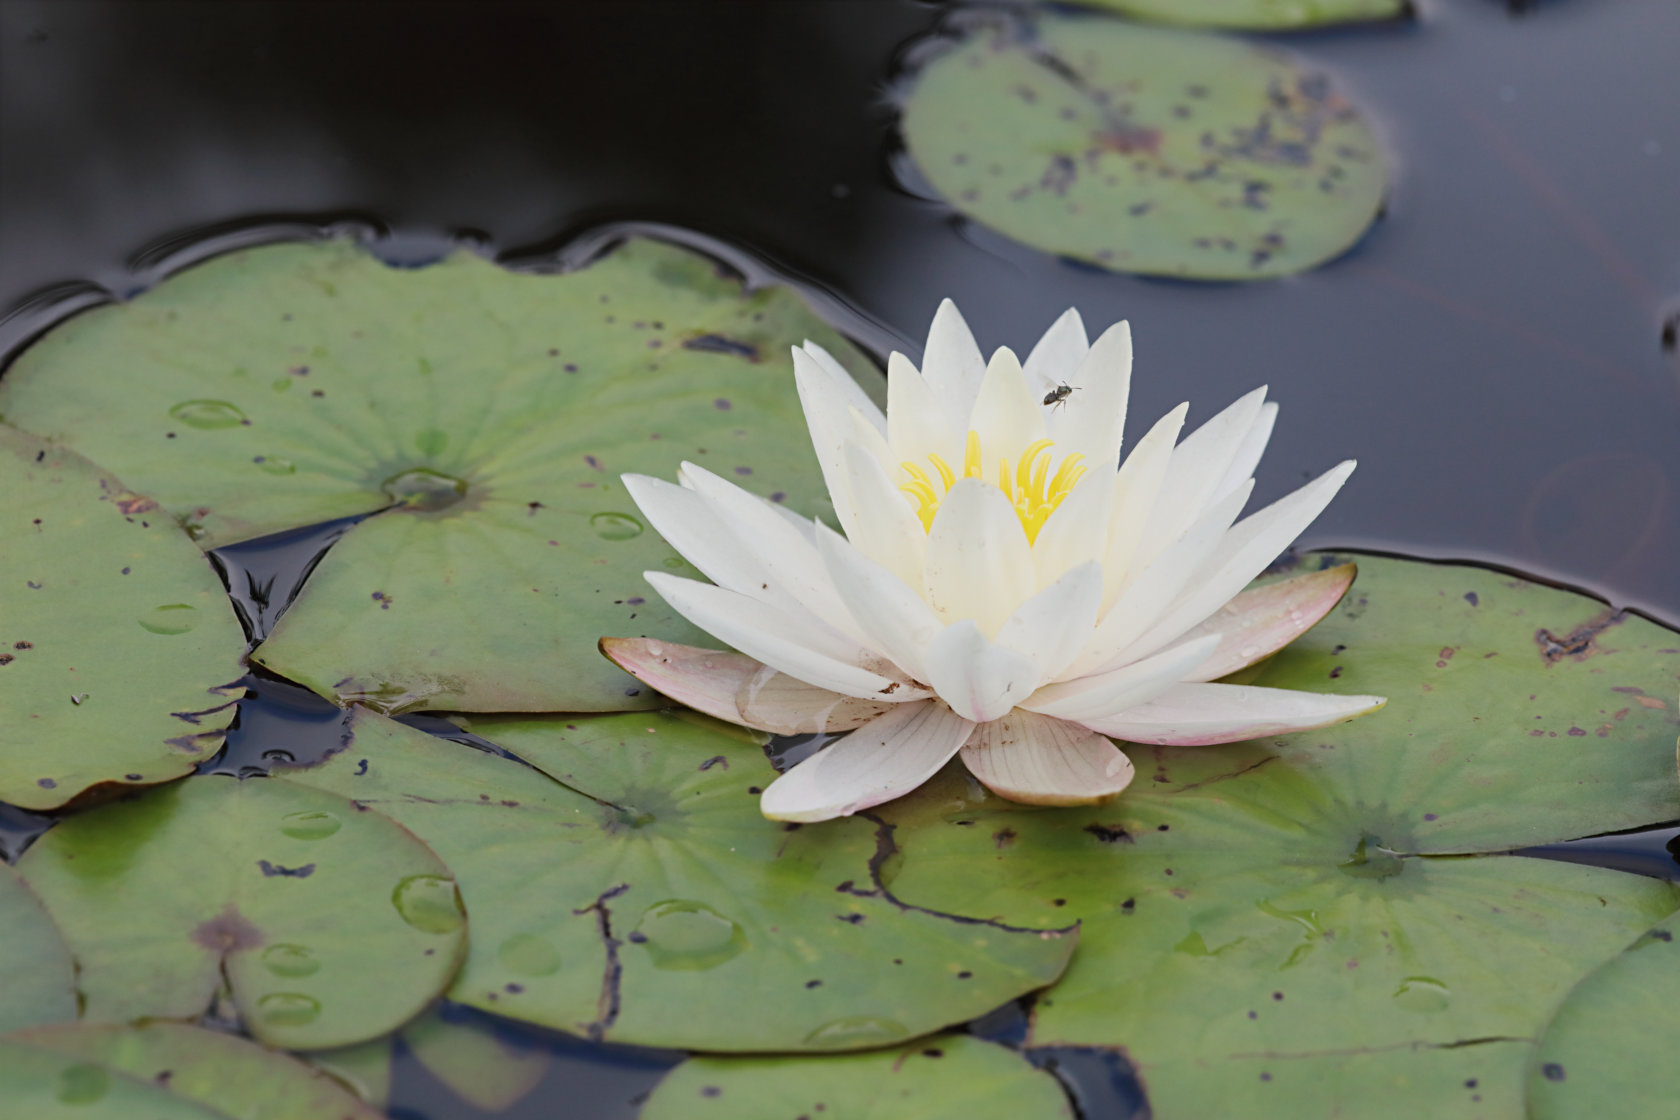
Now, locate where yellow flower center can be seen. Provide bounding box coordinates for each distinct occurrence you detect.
[899,430,1086,544]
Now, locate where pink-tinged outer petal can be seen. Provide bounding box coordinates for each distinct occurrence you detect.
[1174,563,1358,682]
[760,700,976,822]
[921,299,989,421]
[1075,682,1386,745]
[1025,634,1220,724]
[961,711,1135,806]
[923,620,1040,723]
[600,638,893,734]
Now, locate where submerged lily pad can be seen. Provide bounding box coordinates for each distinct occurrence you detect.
[1528,909,1680,1118]
[400,1006,552,1112]
[1058,0,1407,31]
[278,708,1076,1052]
[641,1035,1073,1120]
[3,1021,382,1120]
[874,553,1680,1117]
[15,774,466,1049]
[0,427,246,810]
[0,863,76,1035]
[899,14,1387,279]
[0,237,876,713]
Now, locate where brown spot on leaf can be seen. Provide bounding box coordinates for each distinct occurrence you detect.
[192,904,264,954]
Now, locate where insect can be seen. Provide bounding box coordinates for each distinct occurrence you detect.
[1042,382,1080,410]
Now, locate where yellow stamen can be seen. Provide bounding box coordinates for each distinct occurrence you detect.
[897,429,1088,542]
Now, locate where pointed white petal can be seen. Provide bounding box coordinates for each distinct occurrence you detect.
[1212,400,1277,506]
[600,638,895,733]
[1102,403,1187,610]
[1025,634,1219,723]
[1047,319,1131,471]
[1123,461,1356,662]
[792,345,862,533]
[961,712,1135,806]
[800,340,885,435]
[923,620,1040,723]
[1136,387,1268,566]
[838,441,928,590]
[1031,467,1114,590]
[920,299,988,420]
[814,523,943,682]
[965,346,1046,462]
[644,573,917,700]
[679,461,867,644]
[1022,307,1089,394]
[1170,563,1357,682]
[995,561,1103,683]
[760,700,974,822]
[887,351,962,471]
[1074,682,1385,745]
[624,473,790,606]
[922,478,1035,635]
[1073,479,1252,676]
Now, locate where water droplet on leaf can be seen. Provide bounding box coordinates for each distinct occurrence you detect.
[138,603,197,635]
[497,933,563,977]
[632,899,747,971]
[392,873,464,933]
[381,468,468,512]
[1392,976,1450,1012]
[168,399,247,429]
[590,512,644,541]
[279,810,341,840]
[801,1015,909,1048]
[261,943,321,978]
[257,991,323,1027]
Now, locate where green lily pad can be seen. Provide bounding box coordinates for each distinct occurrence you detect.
[15,774,466,1049]
[0,427,246,810]
[299,1039,392,1110]
[899,14,1388,279]
[0,863,76,1034]
[1056,0,1407,31]
[3,1021,382,1120]
[871,553,1680,1117]
[0,238,877,713]
[277,708,1077,1052]
[641,1035,1074,1120]
[1528,910,1680,1118]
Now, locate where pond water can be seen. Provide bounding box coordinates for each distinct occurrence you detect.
[1,1,1676,1116]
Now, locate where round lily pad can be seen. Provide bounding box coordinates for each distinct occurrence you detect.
[899,14,1388,279]
[1528,910,1680,1119]
[0,237,877,713]
[15,774,466,1049]
[0,863,76,1035]
[0,427,246,810]
[1060,0,1407,31]
[641,1035,1073,1120]
[3,1021,382,1120]
[871,553,1680,1117]
[277,708,1077,1052]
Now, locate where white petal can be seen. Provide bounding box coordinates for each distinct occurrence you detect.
[965,346,1046,463]
[922,478,1035,636]
[1074,682,1385,745]
[679,461,866,644]
[814,522,943,682]
[760,700,975,822]
[1024,634,1220,723]
[1136,387,1268,567]
[1102,403,1187,610]
[1031,467,1114,590]
[1171,563,1357,682]
[1212,400,1277,506]
[800,340,885,435]
[920,299,988,420]
[839,441,928,590]
[1047,319,1131,472]
[1073,479,1252,677]
[1022,307,1089,394]
[792,345,863,534]
[1123,461,1356,662]
[923,620,1040,723]
[961,712,1134,806]
[644,573,917,701]
[624,473,777,603]
[995,561,1103,683]
[600,638,894,734]
[887,351,962,472]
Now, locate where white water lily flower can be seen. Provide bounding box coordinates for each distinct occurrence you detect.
[604,301,1384,822]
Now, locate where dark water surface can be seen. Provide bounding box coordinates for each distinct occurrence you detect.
[2,1,1677,1116]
